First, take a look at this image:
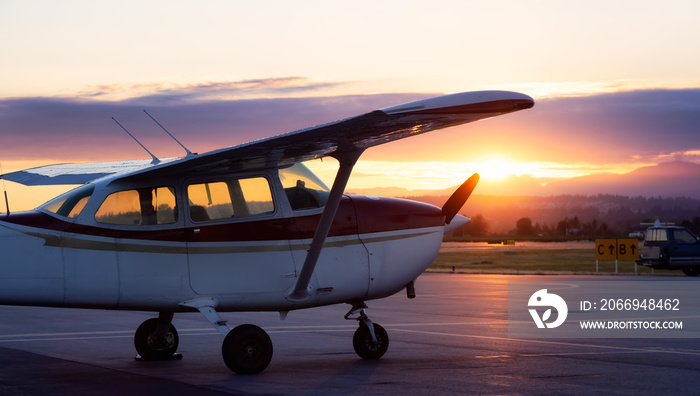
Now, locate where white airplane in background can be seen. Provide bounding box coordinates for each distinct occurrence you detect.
[0,90,534,374]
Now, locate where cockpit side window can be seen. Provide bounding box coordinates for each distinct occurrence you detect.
[187,177,274,222]
[95,186,177,225]
[279,163,330,210]
[42,185,95,218]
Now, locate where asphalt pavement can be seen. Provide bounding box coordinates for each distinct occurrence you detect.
[1,273,699,395]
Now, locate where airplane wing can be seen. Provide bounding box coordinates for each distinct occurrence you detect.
[0,158,180,186]
[1,91,534,185]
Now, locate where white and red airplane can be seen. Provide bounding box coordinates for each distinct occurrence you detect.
[0,90,533,374]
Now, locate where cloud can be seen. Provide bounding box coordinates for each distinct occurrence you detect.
[1,87,700,174]
[0,91,430,165]
[361,88,700,165]
[75,77,345,103]
[525,89,700,162]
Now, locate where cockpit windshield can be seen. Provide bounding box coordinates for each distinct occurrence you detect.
[279,163,330,210]
[41,184,94,218]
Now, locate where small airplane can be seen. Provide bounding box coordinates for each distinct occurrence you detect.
[0,90,534,374]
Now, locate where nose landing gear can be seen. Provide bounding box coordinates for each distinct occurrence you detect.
[345,303,389,360]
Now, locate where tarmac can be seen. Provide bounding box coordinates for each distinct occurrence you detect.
[1,273,699,395]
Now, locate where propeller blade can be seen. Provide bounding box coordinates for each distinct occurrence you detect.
[442,173,480,224]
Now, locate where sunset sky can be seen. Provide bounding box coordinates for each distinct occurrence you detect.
[2,0,700,210]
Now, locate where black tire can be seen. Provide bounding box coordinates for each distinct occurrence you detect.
[682,268,700,276]
[134,318,179,360]
[222,324,273,374]
[353,323,389,360]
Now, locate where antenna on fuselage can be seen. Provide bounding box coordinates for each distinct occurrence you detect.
[111,117,161,165]
[143,110,194,157]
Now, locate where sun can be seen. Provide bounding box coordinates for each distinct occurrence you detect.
[474,157,515,181]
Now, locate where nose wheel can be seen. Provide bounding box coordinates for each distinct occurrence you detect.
[353,322,389,359]
[346,303,389,360]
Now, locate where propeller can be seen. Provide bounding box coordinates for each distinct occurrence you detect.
[442,173,480,224]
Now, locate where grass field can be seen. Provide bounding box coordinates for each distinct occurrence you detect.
[429,242,681,276]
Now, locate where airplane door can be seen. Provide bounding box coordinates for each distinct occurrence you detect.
[186,177,297,299]
[287,198,370,302]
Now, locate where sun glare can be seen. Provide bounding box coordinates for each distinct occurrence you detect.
[474,157,516,181]
[306,158,639,193]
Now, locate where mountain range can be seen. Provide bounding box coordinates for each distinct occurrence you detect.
[348,161,700,199]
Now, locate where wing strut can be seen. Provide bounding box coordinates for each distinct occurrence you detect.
[286,150,364,302]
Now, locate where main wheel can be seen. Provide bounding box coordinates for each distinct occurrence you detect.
[134,318,179,360]
[682,268,700,276]
[222,324,273,374]
[353,323,389,360]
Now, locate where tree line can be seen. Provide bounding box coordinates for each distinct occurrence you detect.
[423,193,700,238]
[452,213,700,238]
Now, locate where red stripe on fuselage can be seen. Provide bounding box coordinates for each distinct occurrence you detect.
[0,196,444,243]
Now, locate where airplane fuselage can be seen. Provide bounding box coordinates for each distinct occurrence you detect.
[0,164,445,313]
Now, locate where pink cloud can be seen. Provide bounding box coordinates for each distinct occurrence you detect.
[1,88,700,171]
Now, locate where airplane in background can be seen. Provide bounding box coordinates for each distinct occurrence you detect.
[0,90,534,374]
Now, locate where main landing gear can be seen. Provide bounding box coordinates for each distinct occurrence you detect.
[221,324,273,374]
[134,312,182,361]
[133,311,273,374]
[133,303,388,374]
